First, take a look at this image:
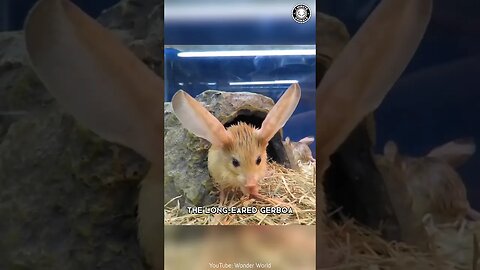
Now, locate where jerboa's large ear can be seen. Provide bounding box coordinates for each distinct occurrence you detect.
[316,0,433,161]
[24,0,164,162]
[258,83,301,144]
[427,138,476,168]
[299,136,315,145]
[171,90,231,147]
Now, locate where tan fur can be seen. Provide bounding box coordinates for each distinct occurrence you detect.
[208,122,267,195]
[376,140,477,246]
[404,157,469,223]
[283,136,315,164]
[173,84,301,199]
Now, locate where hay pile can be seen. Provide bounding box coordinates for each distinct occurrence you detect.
[322,219,459,270]
[164,161,316,225]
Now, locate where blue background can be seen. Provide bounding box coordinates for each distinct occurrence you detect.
[164,20,315,45]
[164,47,317,151]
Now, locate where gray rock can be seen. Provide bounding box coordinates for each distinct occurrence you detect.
[0,32,53,142]
[0,32,150,266]
[0,1,159,269]
[317,13,350,68]
[164,90,291,206]
[97,0,160,34]
[0,32,28,69]
[0,106,148,269]
[97,0,164,77]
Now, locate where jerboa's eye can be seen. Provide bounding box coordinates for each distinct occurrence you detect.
[232,158,240,167]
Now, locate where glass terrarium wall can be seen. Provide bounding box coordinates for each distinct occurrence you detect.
[164,45,316,154]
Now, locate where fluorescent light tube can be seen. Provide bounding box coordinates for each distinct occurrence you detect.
[229,80,298,86]
[178,49,315,58]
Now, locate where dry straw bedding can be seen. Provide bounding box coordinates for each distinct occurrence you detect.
[323,219,461,270]
[164,161,316,225]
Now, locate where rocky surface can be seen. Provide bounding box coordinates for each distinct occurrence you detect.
[0,106,148,269]
[98,0,164,77]
[317,13,350,70]
[0,0,164,269]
